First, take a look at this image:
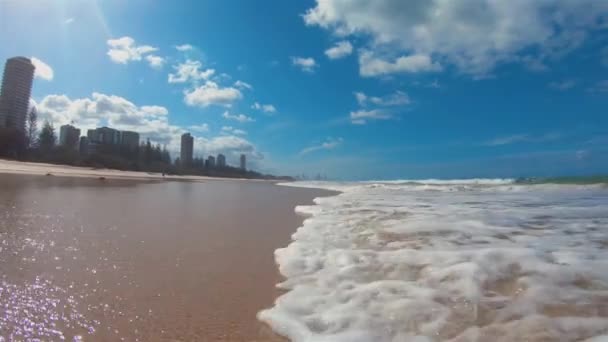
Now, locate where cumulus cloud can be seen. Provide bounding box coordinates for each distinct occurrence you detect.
[359,51,441,77]
[188,124,210,133]
[234,80,253,90]
[300,137,343,155]
[303,0,608,77]
[221,126,247,135]
[350,109,392,125]
[325,41,353,59]
[36,92,175,144]
[251,102,277,114]
[36,92,264,167]
[168,60,215,84]
[106,36,161,69]
[31,57,54,81]
[175,44,194,52]
[145,55,165,69]
[355,90,409,106]
[195,135,263,166]
[184,81,242,107]
[222,111,254,123]
[291,56,318,72]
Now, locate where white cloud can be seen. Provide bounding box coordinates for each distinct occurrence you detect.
[291,56,318,72]
[350,109,392,125]
[300,137,343,155]
[483,133,562,146]
[195,135,263,166]
[145,55,165,69]
[355,90,409,106]
[304,0,608,77]
[64,18,75,25]
[36,92,174,142]
[222,111,254,123]
[175,44,194,52]
[359,51,441,77]
[106,36,159,67]
[251,102,277,114]
[140,105,168,116]
[36,92,264,167]
[184,81,242,107]
[325,41,353,59]
[221,126,247,135]
[548,80,576,91]
[189,124,210,133]
[31,57,54,81]
[234,80,253,90]
[484,134,530,146]
[168,60,215,84]
[354,92,367,106]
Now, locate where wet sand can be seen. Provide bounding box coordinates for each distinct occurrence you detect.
[0,174,334,341]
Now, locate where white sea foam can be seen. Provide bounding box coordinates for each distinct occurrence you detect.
[260,180,608,341]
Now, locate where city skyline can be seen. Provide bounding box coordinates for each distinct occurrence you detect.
[1,1,607,179]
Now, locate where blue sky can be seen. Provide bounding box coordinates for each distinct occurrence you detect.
[1,0,608,180]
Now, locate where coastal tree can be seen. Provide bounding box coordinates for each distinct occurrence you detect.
[38,120,56,152]
[26,107,38,148]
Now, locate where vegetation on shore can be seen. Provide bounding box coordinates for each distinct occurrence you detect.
[0,117,292,181]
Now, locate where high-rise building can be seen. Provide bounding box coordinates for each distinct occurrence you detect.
[88,127,120,145]
[217,153,226,167]
[120,131,139,149]
[206,155,216,168]
[180,133,194,166]
[0,57,35,131]
[240,154,246,170]
[59,124,81,150]
[79,136,89,155]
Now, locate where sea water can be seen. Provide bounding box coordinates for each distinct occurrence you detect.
[259,179,608,341]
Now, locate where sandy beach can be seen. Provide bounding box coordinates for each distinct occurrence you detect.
[0,158,228,182]
[0,168,334,341]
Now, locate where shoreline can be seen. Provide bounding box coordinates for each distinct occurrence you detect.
[0,158,277,183]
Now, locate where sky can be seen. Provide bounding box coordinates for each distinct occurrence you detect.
[1,0,607,180]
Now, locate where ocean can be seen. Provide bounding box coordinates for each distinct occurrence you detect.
[259,178,608,341]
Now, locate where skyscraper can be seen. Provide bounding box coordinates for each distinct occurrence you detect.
[180,133,194,166]
[217,153,226,167]
[206,155,216,168]
[87,127,120,145]
[240,154,246,170]
[120,131,140,149]
[0,57,35,131]
[59,124,81,150]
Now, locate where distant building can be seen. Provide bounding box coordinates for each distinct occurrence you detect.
[88,127,121,145]
[206,155,216,168]
[217,153,226,167]
[240,154,246,170]
[0,57,35,131]
[59,124,81,150]
[120,130,139,149]
[180,133,194,167]
[79,136,89,155]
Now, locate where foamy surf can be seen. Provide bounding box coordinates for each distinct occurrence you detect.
[259,180,608,341]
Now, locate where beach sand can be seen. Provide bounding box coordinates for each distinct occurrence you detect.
[0,158,219,181]
[0,170,334,341]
